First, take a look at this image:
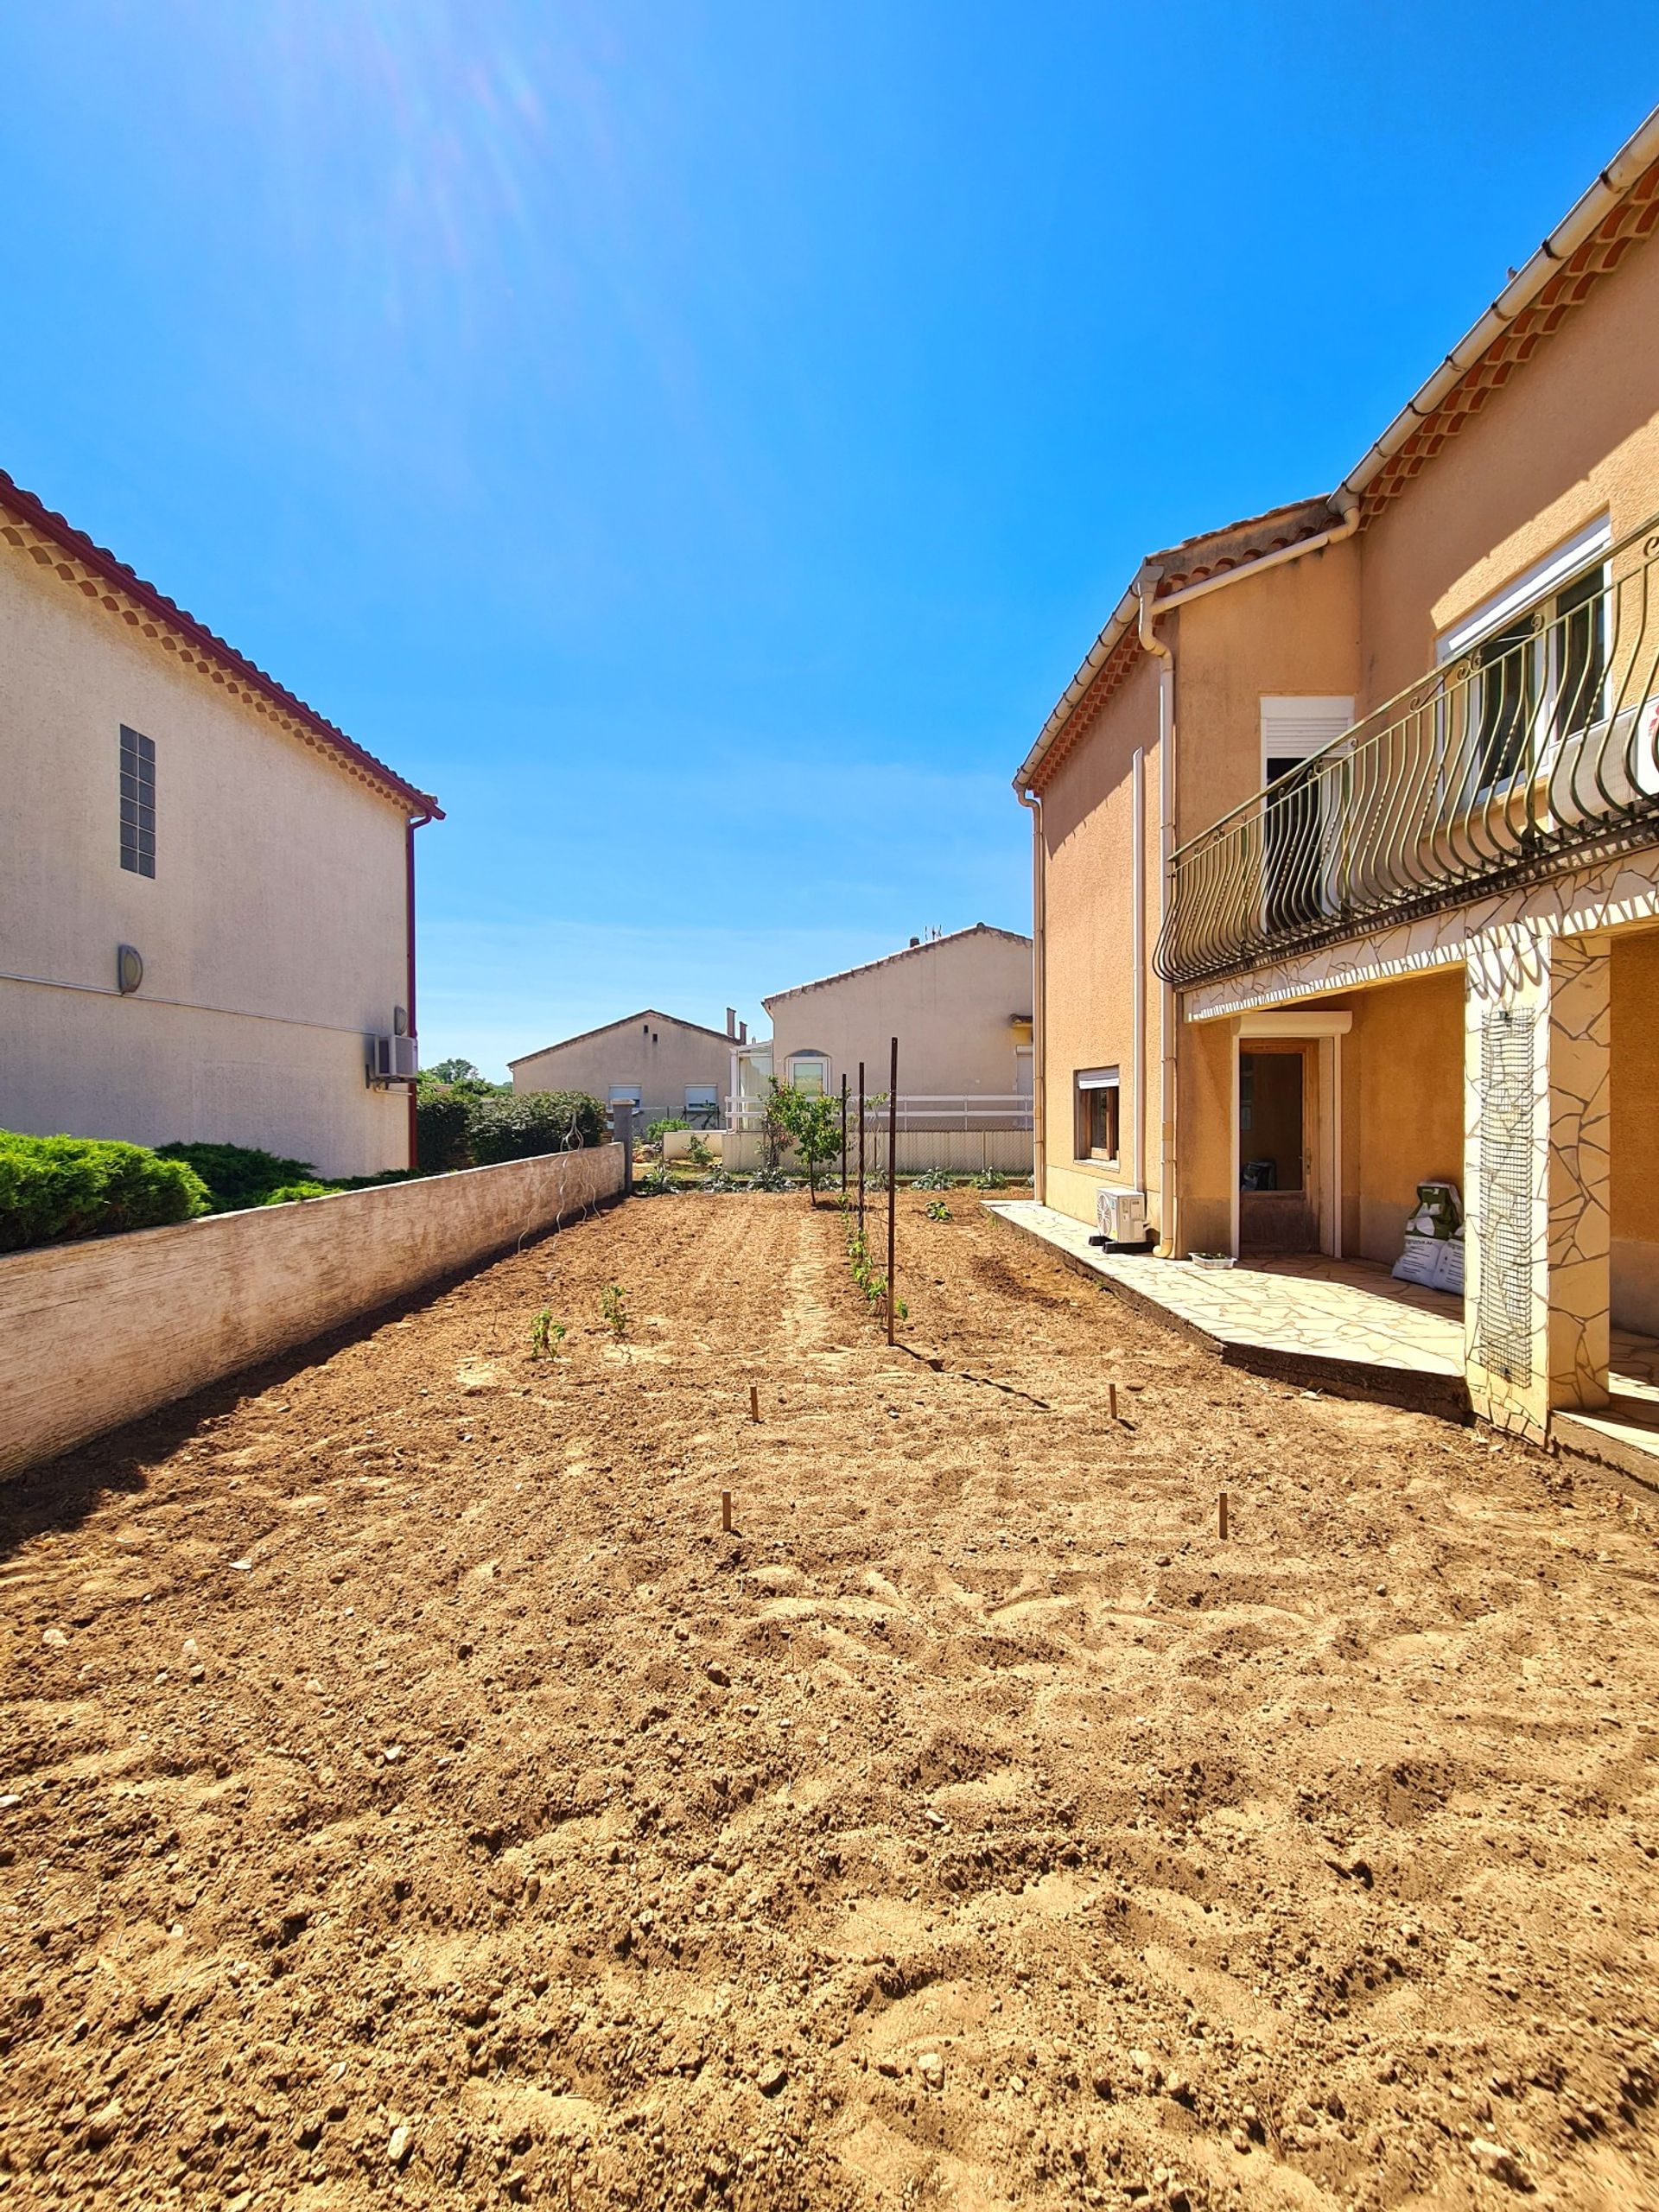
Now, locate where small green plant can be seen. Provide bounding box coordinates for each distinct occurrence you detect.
[841,1206,907,1323]
[912,1168,953,1192]
[601,1282,630,1338]
[634,1164,676,1196]
[702,1168,750,1193]
[531,1308,566,1359]
[748,1166,795,1192]
[924,1198,952,1222]
[685,1134,715,1168]
[968,1168,1008,1191]
[645,1116,690,1142]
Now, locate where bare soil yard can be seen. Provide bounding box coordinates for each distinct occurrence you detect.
[3,1192,1658,2211]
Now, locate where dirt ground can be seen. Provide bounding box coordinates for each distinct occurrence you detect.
[3,1192,1659,2212]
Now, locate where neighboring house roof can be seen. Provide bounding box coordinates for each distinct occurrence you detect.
[1018,103,1659,797]
[508,1008,734,1067]
[762,924,1033,1010]
[0,467,442,819]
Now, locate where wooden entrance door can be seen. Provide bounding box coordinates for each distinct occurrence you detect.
[1239,1043,1318,1255]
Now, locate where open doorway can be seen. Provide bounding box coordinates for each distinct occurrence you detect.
[1239,1042,1317,1254]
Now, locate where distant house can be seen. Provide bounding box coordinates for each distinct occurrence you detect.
[509,1008,742,1128]
[730,925,1033,1151]
[0,469,441,1179]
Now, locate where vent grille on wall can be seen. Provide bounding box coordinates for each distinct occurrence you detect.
[1475,1008,1535,1384]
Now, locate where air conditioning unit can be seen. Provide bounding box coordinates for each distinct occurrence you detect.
[1094,1187,1147,1247]
[366,1033,418,1085]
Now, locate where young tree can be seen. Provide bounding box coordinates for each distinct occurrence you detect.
[768,1080,842,1207]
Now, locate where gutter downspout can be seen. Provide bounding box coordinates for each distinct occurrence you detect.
[1135,576,1178,1256]
[404,811,433,1170]
[1015,787,1046,1204]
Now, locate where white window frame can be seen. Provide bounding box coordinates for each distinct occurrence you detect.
[786,1052,830,1096]
[1436,518,1612,805]
[607,1084,642,1106]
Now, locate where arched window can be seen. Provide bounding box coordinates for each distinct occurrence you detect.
[786,1051,830,1097]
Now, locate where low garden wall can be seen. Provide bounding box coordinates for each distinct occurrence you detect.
[0,1142,624,1480]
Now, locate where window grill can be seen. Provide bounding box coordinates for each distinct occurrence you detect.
[119,725,156,878]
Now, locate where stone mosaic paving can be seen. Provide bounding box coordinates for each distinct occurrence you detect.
[988,1202,1659,1469]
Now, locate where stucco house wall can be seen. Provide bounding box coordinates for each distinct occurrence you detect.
[764,925,1032,1105]
[509,1011,733,1128]
[0,493,433,1179]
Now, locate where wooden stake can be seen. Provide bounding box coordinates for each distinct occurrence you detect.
[887,1035,899,1346]
[840,1073,849,1194]
[748,1383,759,1423]
[1217,1491,1229,1541]
[1109,1382,1118,1422]
[721,1491,733,1534]
[857,1061,866,1233]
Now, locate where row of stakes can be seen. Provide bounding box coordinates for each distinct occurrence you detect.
[723,1378,1230,1541]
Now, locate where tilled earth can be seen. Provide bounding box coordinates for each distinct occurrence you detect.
[3,1192,1659,2211]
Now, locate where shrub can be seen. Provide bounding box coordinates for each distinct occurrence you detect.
[912,1168,953,1191]
[156,1140,321,1213]
[0,1131,209,1251]
[467,1089,606,1164]
[646,1116,690,1141]
[416,1087,474,1174]
[261,1180,335,1205]
[968,1168,1008,1191]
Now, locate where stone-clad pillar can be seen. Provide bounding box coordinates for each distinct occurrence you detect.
[1464,925,1611,1443]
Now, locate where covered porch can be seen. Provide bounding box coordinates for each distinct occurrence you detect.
[988,1199,1659,1485]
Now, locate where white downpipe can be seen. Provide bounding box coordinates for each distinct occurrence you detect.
[1015,787,1046,1204]
[1137,581,1179,1257]
[1130,746,1147,1195]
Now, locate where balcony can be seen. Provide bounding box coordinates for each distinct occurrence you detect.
[1154,515,1659,988]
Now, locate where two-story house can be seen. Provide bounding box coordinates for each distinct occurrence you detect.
[1017,109,1659,1446]
[0,470,440,1179]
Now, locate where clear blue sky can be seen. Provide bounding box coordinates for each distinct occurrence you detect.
[2,6,1651,1074]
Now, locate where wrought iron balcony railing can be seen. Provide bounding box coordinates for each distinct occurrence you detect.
[1154,513,1659,988]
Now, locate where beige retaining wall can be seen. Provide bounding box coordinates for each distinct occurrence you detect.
[0,1143,624,1480]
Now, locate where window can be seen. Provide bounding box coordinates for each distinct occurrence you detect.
[1437,518,1611,797]
[119,725,156,877]
[1259,699,1353,934]
[788,1054,829,1096]
[684,1083,718,1128]
[607,1084,642,1106]
[1075,1067,1120,1162]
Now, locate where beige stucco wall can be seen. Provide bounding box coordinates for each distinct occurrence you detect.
[1611,930,1659,1334]
[1358,225,1659,707]
[766,929,1033,1104]
[1040,653,1163,1232]
[510,1015,731,1128]
[0,1141,623,1480]
[1346,971,1465,1265]
[0,543,415,1178]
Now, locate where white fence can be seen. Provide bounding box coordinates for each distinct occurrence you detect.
[721,1126,1033,1176]
[725,1091,1033,1134]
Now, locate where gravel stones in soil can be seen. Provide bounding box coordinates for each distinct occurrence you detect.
[3,1192,1658,2209]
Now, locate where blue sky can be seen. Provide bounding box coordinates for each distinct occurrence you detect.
[2,5,1652,1074]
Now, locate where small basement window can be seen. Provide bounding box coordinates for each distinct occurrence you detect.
[120,725,156,877]
[1075,1066,1120,1163]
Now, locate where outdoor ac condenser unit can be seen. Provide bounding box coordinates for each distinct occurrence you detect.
[366,1033,419,1085]
[1095,1187,1146,1246]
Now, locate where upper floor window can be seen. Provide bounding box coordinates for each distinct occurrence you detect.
[1437,517,1611,796]
[119,725,156,877]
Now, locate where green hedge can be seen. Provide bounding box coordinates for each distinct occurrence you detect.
[0,1132,210,1252]
[416,1086,605,1171]
[155,1141,322,1213]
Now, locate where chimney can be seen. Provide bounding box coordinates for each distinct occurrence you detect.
[726,1007,737,1038]
[909,936,920,947]
[740,1020,747,1043]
